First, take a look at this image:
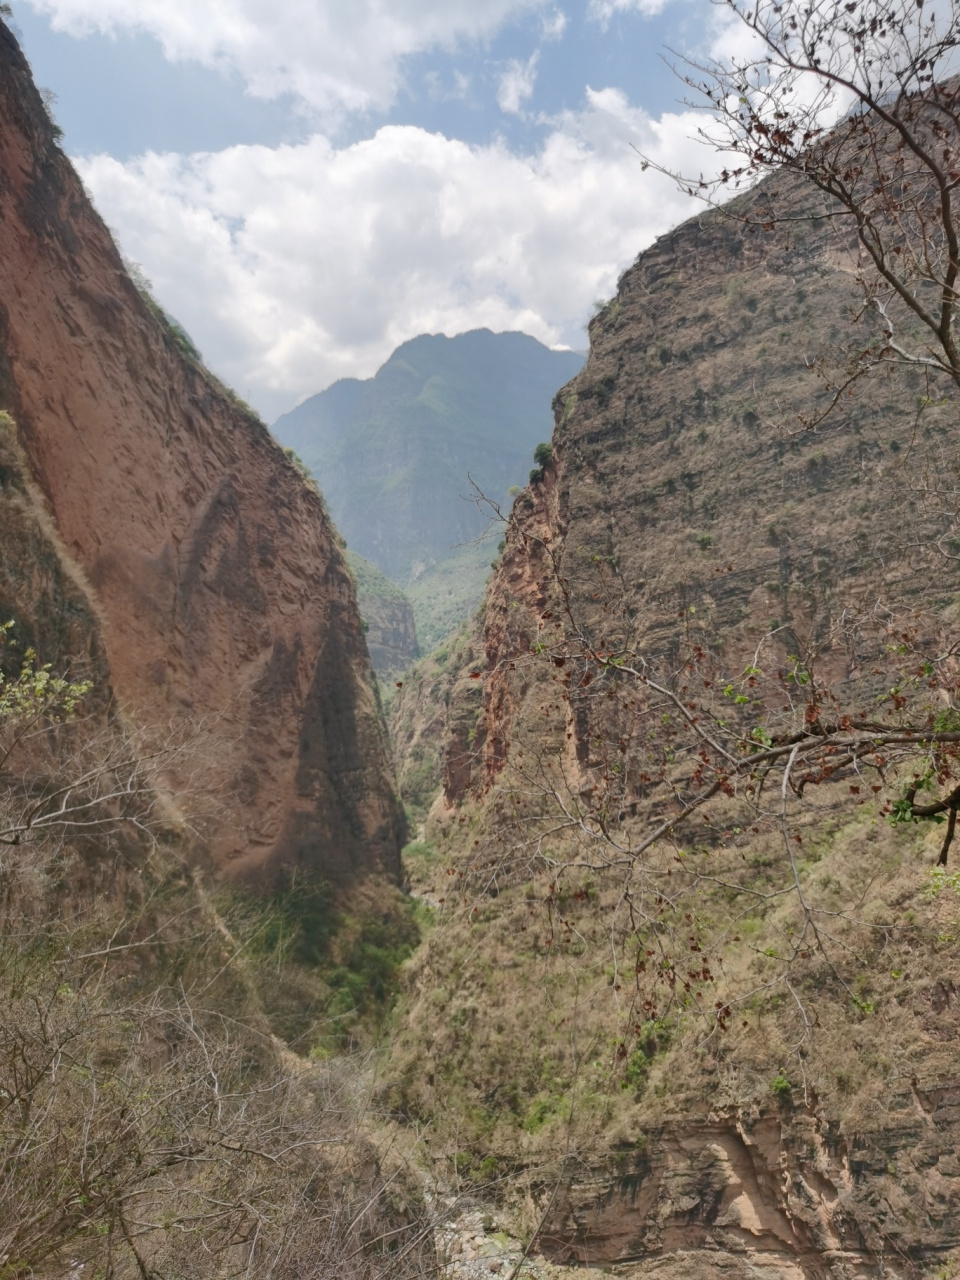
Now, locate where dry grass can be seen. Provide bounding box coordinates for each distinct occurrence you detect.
[385,778,960,1171]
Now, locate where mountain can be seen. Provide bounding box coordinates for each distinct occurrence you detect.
[386,166,960,1267]
[0,19,403,888]
[272,330,584,603]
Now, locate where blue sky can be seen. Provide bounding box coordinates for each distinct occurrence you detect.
[6,0,730,418]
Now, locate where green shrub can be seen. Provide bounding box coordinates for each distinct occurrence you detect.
[771,1070,793,1101]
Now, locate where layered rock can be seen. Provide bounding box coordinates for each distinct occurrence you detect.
[541,1095,960,1275]
[464,185,953,801]
[0,20,403,885]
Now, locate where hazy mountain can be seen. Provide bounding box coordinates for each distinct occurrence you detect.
[272,330,584,589]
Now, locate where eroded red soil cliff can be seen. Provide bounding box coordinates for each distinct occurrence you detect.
[0,21,403,885]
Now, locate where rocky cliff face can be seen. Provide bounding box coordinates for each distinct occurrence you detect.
[362,593,419,681]
[388,168,960,1276]
[462,181,952,804]
[0,412,110,703]
[345,551,419,681]
[541,1092,960,1276]
[0,21,404,886]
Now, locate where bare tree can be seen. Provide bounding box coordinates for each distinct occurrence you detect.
[0,621,233,879]
[0,930,439,1280]
[0,630,442,1279]
[645,0,960,401]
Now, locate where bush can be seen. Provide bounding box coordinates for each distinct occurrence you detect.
[533,441,553,468]
[771,1069,793,1102]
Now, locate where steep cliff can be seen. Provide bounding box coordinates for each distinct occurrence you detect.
[0,411,110,705]
[465,188,953,804]
[387,166,960,1275]
[0,20,403,886]
[346,551,419,682]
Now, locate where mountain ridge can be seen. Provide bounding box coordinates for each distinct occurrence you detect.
[273,328,584,591]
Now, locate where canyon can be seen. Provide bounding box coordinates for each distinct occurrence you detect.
[2,9,960,1278]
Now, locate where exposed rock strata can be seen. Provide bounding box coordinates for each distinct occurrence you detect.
[446,179,954,805]
[541,1094,960,1277]
[0,21,403,884]
[361,590,419,680]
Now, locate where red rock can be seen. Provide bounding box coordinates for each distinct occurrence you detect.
[0,21,403,886]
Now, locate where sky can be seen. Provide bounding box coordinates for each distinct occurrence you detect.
[6,0,738,419]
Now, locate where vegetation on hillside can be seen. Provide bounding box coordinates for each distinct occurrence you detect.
[385,7,960,1231]
[347,550,412,603]
[405,533,500,654]
[0,621,434,1278]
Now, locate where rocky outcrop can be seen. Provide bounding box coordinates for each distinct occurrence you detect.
[540,1095,960,1277]
[362,591,419,681]
[388,622,486,824]
[345,552,419,680]
[0,20,404,885]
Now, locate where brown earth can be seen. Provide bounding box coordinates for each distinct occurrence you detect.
[0,20,403,886]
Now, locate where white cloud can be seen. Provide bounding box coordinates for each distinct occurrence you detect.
[23,0,550,118]
[541,8,567,39]
[497,51,540,114]
[78,89,716,419]
[588,0,672,25]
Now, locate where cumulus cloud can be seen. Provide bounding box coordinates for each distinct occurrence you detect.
[541,8,568,39]
[23,0,550,118]
[78,88,717,418]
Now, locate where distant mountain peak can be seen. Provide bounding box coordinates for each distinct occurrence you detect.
[272,331,584,623]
